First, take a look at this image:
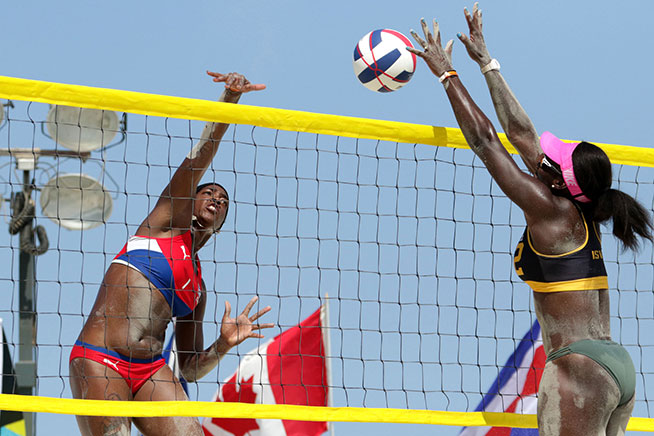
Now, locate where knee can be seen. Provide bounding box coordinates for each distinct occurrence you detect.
[100,417,131,436]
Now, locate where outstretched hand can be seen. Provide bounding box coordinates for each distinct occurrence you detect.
[407,18,454,78]
[220,296,274,349]
[207,71,266,94]
[458,3,492,66]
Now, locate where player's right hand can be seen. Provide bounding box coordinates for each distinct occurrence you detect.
[207,71,266,93]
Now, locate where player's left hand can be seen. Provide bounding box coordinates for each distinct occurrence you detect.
[220,296,273,348]
[207,71,266,93]
[407,18,454,78]
[458,3,492,67]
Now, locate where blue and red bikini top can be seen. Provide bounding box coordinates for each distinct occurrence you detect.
[112,231,202,317]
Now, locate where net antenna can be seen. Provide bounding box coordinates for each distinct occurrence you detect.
[0,104,125,436]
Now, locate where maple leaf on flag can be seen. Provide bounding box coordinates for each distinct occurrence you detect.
[211,374,260,436]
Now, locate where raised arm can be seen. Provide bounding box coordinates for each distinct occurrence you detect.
[407,18,556,221]
[137,72,265,236]
[456,3,541,174]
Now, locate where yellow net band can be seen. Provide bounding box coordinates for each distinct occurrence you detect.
[1,394,652,430]
[0,393,527,427]
[0,75,652,168]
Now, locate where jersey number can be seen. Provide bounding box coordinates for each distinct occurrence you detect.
[514,242,524,276]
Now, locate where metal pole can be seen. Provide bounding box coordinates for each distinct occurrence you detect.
[321,295,335,436]
[16,169,36,436]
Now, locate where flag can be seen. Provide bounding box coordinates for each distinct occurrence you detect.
[0,319,26,436]
[202,306,329,436]
[460,320,545,436]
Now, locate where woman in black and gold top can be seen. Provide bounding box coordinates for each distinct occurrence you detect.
[408,4,652,436]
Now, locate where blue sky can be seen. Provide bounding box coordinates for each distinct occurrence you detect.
[1,1,653,435]
[3,1,652,147]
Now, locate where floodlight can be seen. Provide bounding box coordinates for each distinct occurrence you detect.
[39,173,113,230]
[46,106,119,152]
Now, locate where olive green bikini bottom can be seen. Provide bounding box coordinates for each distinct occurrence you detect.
[547,339,635,407]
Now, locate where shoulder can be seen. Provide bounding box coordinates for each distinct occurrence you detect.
[527,197,586,255]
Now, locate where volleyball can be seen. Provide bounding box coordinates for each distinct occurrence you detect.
[353,29,416,93]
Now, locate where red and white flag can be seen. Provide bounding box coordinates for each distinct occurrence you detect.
[202,306,329,436]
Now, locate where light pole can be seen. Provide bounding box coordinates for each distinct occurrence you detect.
[1,102,124,436]
[11,153,46,436]
[5,148,89,436]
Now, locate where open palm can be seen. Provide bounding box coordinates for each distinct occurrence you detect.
[220,296,274,348]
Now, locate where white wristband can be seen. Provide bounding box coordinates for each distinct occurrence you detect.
[480,58,500,74]
[438,70,458,83]
[186,122,217,159]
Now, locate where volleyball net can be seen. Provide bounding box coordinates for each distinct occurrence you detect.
[0,76,653,434]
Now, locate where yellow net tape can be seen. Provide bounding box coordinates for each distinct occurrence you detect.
[0,394,652,430]
[0,75,652,168]
[0,76,653,429]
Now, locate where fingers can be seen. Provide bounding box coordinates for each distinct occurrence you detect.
[444,39,454,61]
[411,17,439,50]
[245,83,267,92]
[250,322,275,331]
[241,296,258,316]
[206,71,224,79]
[464,7,474,33]
[223,300,232,319]
[247,321,274,339]
[405,46,424,57]
[412,17,450,50]
[224,73,246,91]
[420,18,436,46]
[464,3,482,30]
[206,71,266,93]
[420,17,429,36]
[249,306,272,322]
[432,19,440,45]
[240,297,273,321]
[410,29,427,50]
[457,32,473,51]
[473,3,483,31]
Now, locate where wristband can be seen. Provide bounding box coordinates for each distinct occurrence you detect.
[481,58,500,74]
[187,122,217,159]
[438,70,458,83]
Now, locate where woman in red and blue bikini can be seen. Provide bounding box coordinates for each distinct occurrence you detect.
[69,72,269,436]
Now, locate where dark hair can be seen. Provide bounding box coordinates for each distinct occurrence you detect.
[196,182,229,198]
[573,141,653,250]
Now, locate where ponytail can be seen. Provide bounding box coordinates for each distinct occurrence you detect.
[593,188,653,251]
[573,141,653,251]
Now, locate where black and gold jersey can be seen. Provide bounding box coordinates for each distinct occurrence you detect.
[513,212,608,293]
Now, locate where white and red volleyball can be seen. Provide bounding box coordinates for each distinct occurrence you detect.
[353,29,416,93]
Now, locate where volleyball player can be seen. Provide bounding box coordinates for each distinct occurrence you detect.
[69,72,271,436]
[408,5,652,435]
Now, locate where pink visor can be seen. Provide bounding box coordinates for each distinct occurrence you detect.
[539,131,591,203]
